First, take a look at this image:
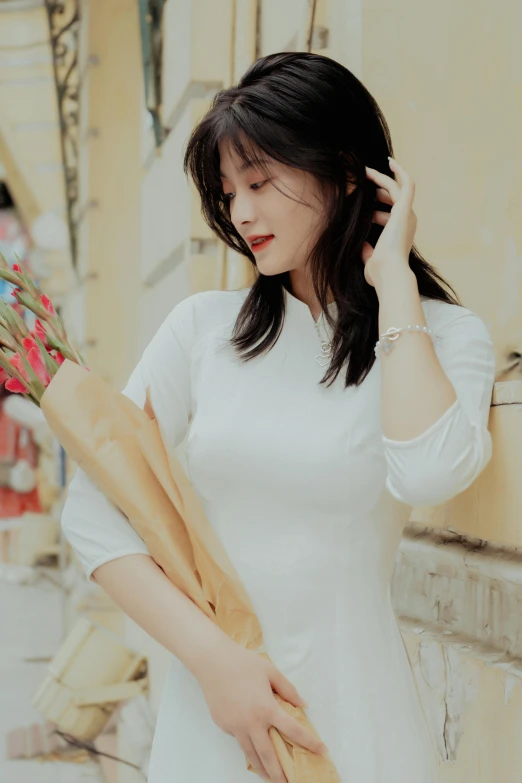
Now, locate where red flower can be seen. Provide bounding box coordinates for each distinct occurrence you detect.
[34,319,49,347]
[52,350,65,366]
[27,347,51,386]
[11,288,21,298]
[41,294,55,315]
[5,356,29,393]
[5,378,29,394]
[9,352,27,380]
[12,264,21,272]
[0,368,7,384]
[23,336,38,353]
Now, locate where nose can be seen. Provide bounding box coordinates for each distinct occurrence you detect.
[230,190,256,229]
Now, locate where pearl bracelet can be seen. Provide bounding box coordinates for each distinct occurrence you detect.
[374,324,434,357]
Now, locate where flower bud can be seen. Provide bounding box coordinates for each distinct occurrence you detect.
[5,378,29,394]
[41,294,56,316]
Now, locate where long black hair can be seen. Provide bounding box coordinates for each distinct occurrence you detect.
[184,51,461,389]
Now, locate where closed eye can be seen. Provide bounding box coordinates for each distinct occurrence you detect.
[222,180,268,203]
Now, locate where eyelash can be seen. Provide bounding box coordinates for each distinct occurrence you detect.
[222,180,267,203]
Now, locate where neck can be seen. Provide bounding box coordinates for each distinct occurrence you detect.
[287,270,335,321]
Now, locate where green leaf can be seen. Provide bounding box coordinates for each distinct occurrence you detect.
[0,301,25,343]
[41,331,72,358]
[14,290,48,320]
[18,351,46,399]
[0,262,20,286]
[76,349,88,367]
[9,303,30,337]
[33,319,76,363]
[13,254,40,298]
[0,299,12,321]
[0,323,17,351]
[42,329,61,351]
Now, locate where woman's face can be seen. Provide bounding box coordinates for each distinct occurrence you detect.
[218,138,327,277]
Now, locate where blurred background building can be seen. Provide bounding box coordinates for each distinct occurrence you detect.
[0,0,521,781]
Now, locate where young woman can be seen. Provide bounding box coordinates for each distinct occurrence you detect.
[61,53,496,782]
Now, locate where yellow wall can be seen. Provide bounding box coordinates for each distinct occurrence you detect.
[74,0,143,390]
[341,1,522,779]
[69,1,522,780]
[355,0,522,368]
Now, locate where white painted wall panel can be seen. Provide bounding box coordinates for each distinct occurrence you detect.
[163,0,233,122]
[260,0,309,53]
[140,106,192,282]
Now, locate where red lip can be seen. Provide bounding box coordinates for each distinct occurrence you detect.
[246,234,274,252]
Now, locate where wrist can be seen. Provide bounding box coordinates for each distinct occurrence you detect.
[186,626,239,681]
[373,261,417,297]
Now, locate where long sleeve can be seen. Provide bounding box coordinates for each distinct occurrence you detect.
[60,295,195,579]
[381,306,496,508]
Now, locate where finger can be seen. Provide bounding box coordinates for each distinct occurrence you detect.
[387,157,404,187]
[253,730,288,783]
[361,241,373,265]
[274,709,327,755]
[375,187,393,205]
[372,210,391,226]
[236,733,270,780]
[388,158,416,207]
[268,667,307,708]
[365,166,400,202]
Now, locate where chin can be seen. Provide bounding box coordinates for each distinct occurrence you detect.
[256,260,292,277]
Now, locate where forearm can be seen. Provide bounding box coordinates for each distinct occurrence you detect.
[375,264,457,441]
[92,554,232,678]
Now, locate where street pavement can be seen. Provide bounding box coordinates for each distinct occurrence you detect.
[0,566,103,783]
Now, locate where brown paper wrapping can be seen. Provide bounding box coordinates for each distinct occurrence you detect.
[41,360,342,782]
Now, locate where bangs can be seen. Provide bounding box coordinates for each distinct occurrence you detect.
[183,98,314,255]
[217,119,278,188]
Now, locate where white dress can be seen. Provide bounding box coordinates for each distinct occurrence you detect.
[61,285,496,782]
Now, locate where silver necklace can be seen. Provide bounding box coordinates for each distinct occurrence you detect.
[313,311,333,367]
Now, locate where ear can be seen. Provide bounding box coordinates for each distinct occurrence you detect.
[338,151,358,196]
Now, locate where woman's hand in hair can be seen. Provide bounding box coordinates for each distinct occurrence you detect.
[361,158,417,289]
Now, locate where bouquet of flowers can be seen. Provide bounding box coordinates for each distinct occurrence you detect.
[0,256,85,402]
[0,256,342,783]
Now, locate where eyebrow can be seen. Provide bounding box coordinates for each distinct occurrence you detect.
[219,158,271,179]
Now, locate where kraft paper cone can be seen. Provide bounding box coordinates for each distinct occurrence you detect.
[41,360,342,782]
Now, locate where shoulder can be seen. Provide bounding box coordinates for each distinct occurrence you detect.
[163,287,248,349]
[420,297,493,345]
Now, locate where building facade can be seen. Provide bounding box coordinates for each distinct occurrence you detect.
[1,0,521,780]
